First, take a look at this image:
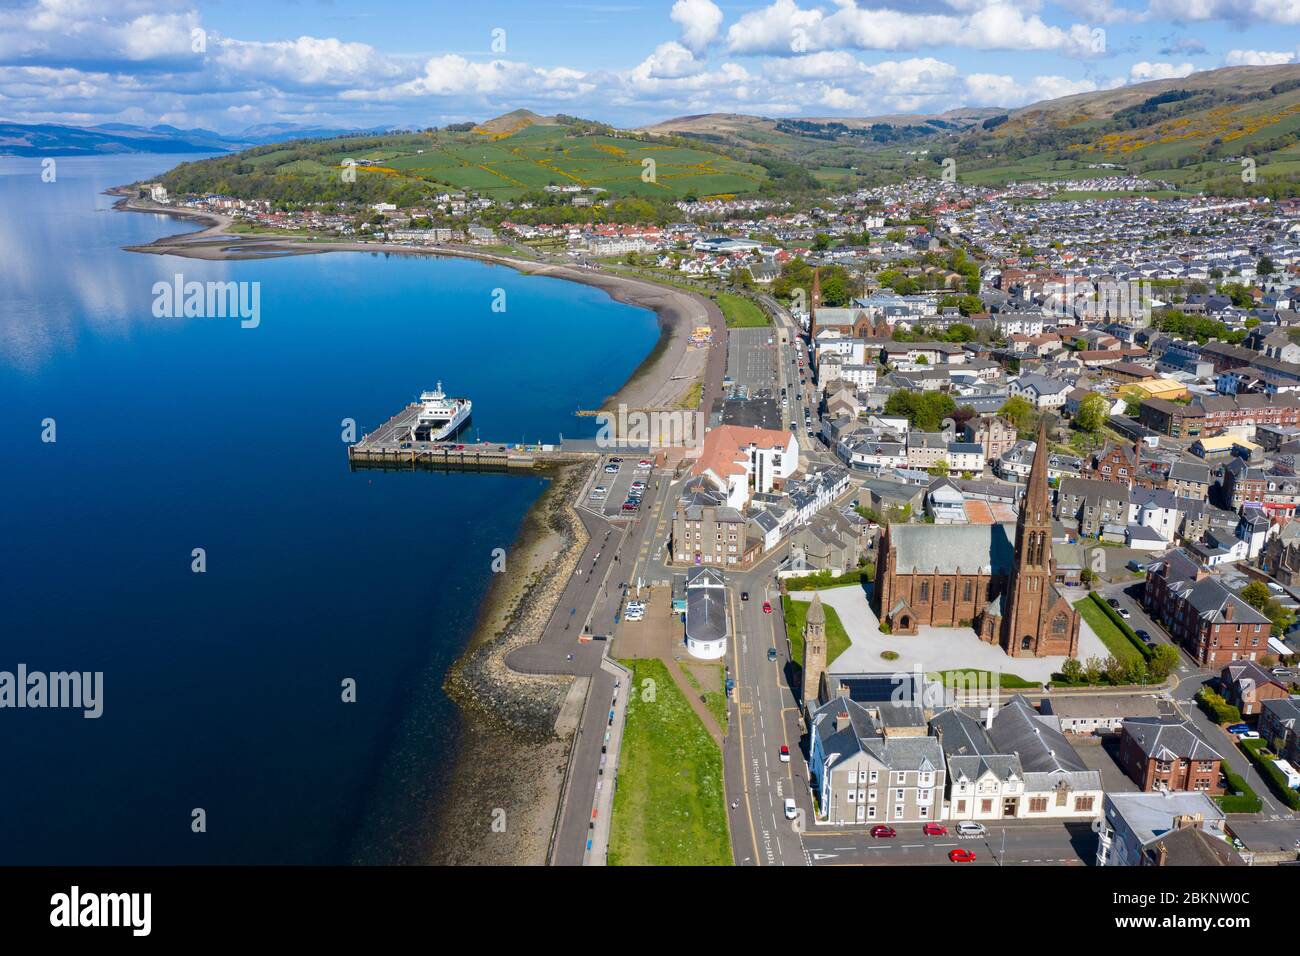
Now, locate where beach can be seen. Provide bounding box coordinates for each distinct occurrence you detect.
[114,192,717,864]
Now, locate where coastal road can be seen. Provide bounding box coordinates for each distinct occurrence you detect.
[801,821,1095,866]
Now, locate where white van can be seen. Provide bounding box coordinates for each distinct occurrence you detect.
[1274,758,1300,790]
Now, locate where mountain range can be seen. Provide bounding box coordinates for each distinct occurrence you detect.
[0,121,397,157]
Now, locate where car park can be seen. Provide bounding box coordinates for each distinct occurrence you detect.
[1107,598,1120,608]
[637,459,652,468]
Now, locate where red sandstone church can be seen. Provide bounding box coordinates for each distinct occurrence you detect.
[873,421,1081,658]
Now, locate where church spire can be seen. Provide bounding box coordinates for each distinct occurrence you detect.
[1024,417,1051,530]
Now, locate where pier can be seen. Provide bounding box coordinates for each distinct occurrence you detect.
[347,403,598,473]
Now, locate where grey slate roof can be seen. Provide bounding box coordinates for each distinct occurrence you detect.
[1122,717,1223,762]
[989,695,1089,774]
[889,521,1016,575]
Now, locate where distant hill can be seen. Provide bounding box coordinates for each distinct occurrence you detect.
[152,116,771,207]
[0,121,395,157]
[949,64,1300,195]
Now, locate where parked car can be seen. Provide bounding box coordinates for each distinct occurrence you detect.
[1227,723,1251,735]
[779,745,790,763]
[1118,607,1131,619]
[948,848,977,863]
[957,821,986,837]
[923,823,948,836]
[1136,629,1152,644]
[762,601,772,614]
[783,798,798,820]
[870,825,897,839]
[740,591,749,602]
[1107,598,1120,608]
[767,648,778,662]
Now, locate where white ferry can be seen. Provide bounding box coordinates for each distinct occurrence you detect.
[410,382,472,441]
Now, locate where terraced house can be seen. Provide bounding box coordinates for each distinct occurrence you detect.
[1119,718,1223,794]
[1142,549,1272,666]
[808,695,945,825]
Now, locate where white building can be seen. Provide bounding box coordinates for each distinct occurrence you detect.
[692,425,800,509]
[684,566,729,660]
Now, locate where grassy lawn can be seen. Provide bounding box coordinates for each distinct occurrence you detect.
[1073,596,1143,666]
[608,659,731,866]
[927,668,1039,690]
[679,662,729,736]
[677,379,703,410]
[715,292,770,328]
[783,595,851,670]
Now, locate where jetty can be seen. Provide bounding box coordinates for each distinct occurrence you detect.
[347,403,599,473]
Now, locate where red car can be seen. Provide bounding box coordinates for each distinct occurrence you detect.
[948,848,977,863]
[870,825,897,839]
[762,601,772,614]
[923,823,948,836]
[779,744,790,762]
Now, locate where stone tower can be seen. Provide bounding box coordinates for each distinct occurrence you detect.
[803,593,827,714]
[1000,418,1055,656]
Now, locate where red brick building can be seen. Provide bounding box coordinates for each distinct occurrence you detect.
[1142,549,1272,666]
[1119,718,1223,794]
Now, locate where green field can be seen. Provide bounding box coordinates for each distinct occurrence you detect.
[715,292,770,328]
[783,595,851,670]
[608,658,731,866]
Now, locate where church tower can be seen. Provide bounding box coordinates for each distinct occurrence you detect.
[1001,419,1055,657]
[808,267,821,343]
[803,593,827,715]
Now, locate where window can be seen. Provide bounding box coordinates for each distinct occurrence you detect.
[1029,797,1048,813]
[1052,614,1067,635]
[869,770,878,784]
[980,799,993,814]
[963,581,972,602]
[1074,796,1095,813]
[919,581,929,603]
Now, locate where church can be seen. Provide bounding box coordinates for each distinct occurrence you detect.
[873,421,1081,658]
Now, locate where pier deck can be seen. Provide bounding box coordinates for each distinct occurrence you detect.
[347,403,596,472]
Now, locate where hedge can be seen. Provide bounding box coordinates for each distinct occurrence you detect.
[1239,738,1300,811]
[1087,591,1153,661]
[1196,687,1242,726]
[1216,762,1262,814]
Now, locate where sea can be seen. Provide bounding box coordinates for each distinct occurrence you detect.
[0,154,658,864]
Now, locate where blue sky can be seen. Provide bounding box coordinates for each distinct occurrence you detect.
[1,0,1298,131]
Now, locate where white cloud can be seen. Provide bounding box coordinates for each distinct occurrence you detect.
[670,0,724,53]
[1145,0,1300,25]
[964,72,1100,107]
[351,55,592,100]
[726,0,1105,57]
[1128,60,1195,81]
[1224,48,1296,66]
[216,36,398,88]
[631,41,705,81]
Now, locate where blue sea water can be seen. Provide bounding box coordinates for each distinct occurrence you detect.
[0,155,658,864]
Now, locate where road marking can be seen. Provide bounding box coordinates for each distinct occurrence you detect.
[812,852,838,861]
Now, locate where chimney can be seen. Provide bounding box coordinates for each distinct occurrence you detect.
[835,709,851,733]
[1225,600,1235,622]
[1155,842,1168,867]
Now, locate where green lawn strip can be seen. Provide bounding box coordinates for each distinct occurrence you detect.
[678,662,728,736]
[1074,593,1148,665]
[608,658,731,866]
[927,668,1039,690]
[782,594,851,670]
[1238,738,1300,811]
[715,292,770,328]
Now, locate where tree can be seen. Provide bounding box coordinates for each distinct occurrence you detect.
[885,390,957,431]
[1075,392,1107,433]
[1241,581,1271,611]
[1259,255,1276,276]
[928,459,950,478]
[1148,644,1179,682]
[1060,658,1084,683]
[998,396,1036,434]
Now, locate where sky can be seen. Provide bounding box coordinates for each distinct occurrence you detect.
[1,0,1299,132]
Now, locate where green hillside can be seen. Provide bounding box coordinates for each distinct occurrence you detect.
[158,113,768,205]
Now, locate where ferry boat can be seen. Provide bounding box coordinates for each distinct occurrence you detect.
[411,382,471,441]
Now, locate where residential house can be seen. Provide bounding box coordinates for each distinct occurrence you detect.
[1096,791,1229,866]
[1143,549,1272,666]
[1118,718,1224,794]
[1220,661,1290,717]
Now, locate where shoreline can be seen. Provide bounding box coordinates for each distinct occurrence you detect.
[112,190,715,865]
